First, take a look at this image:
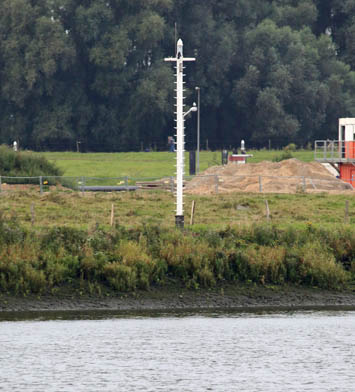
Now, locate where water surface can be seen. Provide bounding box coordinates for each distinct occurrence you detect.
[1,311,354,391]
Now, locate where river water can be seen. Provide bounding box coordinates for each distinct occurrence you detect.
[0,310,354,391]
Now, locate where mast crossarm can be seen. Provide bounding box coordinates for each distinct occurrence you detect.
[164,57,196,62]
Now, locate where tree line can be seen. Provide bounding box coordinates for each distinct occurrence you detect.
[1,0,355,151]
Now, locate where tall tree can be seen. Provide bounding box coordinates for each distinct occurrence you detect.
[1,0,355,151]
[0,0,75,148]
[233,19,355,147]
[52,0,173,151]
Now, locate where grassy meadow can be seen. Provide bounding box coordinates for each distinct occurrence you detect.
[3,147,346,232]
[0,190,354,230]
[36,149,315,178]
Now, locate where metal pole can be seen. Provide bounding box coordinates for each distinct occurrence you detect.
[196,86,200,173]
[175,41,184,225]
[165,39,195,229]
[331,141,334,159]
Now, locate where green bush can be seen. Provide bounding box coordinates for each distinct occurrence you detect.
[104,263,137,291]
[272,150,294,162]
[0,144,62,177]
[0,211,27,246]
[160,233,218,288]
[293,243,348,289]
[41,227,87,254]
[45,254,80,286]
[284,143,297,152]
[242,246,287,284]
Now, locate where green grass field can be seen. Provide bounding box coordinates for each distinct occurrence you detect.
[4,147,352,229]
[37,149,315,178]
[3,148,352,230]
[1,189,353,231]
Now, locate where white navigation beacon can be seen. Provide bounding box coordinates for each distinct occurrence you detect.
[165,39,196,228]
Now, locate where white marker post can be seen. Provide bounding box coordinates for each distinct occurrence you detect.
[165,39,195,228]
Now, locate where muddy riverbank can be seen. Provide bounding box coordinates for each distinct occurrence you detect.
[1,283,355,313]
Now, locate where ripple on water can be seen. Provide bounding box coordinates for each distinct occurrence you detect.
[0,311,354,392]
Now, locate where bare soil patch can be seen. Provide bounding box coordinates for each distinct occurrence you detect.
[186,159,354,195]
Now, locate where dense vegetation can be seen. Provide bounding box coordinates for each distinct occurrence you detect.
[1,0,355,151]
[0,145,62,177]
[1,188,354,294]
[0,218,354,295]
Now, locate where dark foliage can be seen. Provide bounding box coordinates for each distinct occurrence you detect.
[1,1,355,151]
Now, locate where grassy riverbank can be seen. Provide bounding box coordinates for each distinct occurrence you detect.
[0,212,354,297]
[1,148,354,305]
[1,189,354,297]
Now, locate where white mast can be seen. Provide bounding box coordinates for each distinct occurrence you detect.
[165,39,195,228]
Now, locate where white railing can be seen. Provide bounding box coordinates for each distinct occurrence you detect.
[315,140,355,162]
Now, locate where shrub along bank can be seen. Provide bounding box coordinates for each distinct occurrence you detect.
[0,218,354,296]
[0,145,63,177]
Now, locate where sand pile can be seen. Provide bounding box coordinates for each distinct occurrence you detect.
[185,159,353,195]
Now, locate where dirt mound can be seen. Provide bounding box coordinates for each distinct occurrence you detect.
[185,159,353,195]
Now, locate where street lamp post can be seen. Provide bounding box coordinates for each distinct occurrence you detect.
[184,102,197,118]
[195,87,200,173]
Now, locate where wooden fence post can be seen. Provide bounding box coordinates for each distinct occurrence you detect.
[81,176,85,195]
[259,176,263,193]
[345,200,349,224]
[190,200,196,225]
[110,204,115,227]
[39,176,43,194]
[215,175,219,194]
[265,200,270,221]
[31,203,35,226]
[170,176,174,193]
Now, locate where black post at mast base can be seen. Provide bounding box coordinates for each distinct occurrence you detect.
[175,215,184,229]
